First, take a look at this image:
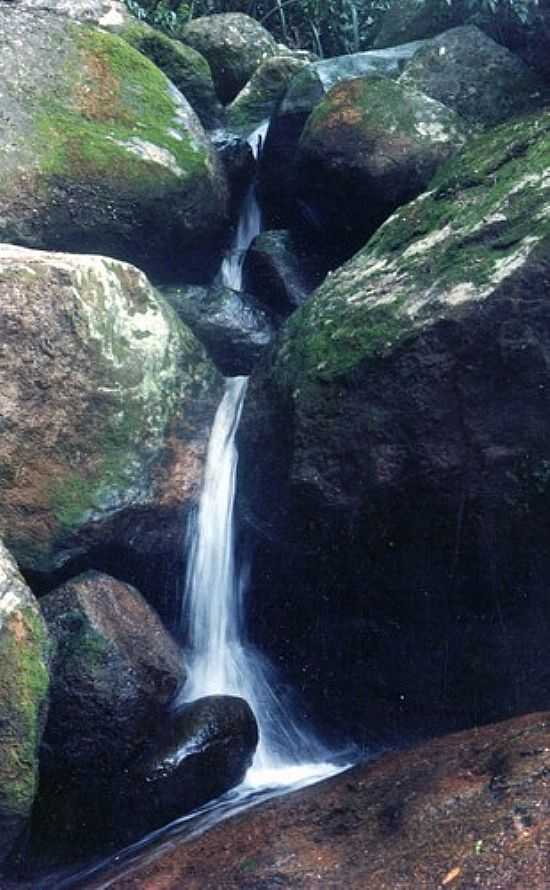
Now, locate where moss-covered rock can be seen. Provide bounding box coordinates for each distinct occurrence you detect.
[226,55,309,138]
[398,26,546,128]
[0,540,50,865]
[112,19,223,130]
[294,75,465,265]
[238,111,550,745]
[0,9,228,281]
[181,13,278,105]
[242,108,550,523]
[0,245,221,572]
[259,41,426,230]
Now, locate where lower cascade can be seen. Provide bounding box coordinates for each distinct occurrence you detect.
[180,122,339,788]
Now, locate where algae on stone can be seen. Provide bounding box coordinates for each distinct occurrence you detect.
[0,9,228,280]
[0,540,50,864]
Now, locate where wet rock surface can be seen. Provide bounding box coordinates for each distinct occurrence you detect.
[259,41,425,231]
[243,229,320,317]
[163,283,274,376]
[28,571,185,863]
[226,55,309,138]
[113,695,258,845]
[294,74,465,263]
[83,712,550,890]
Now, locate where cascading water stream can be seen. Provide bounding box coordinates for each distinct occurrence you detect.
[38,123,349,890]
[181,122,339,786]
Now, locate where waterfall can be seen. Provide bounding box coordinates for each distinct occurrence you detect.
[181,122,337,787]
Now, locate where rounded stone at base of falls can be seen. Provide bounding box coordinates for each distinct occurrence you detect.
[112,695,258,844]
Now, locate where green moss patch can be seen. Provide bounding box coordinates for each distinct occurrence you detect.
[275,111,550,390]
[32,26,206,187]
[0,607,50,817]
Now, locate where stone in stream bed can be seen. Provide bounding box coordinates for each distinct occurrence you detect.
[112,695,259,845]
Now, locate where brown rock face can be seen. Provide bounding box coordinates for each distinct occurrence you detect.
[82,711,550,890]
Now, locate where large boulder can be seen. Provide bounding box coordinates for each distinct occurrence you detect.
[259,41,426,229]
[226,55,309,138]
[181,13,278,105]
[238,111,550,742]
[398,25,545,127]
[40,571,184,779]
[0,245,221,574]
[294,75,465,264]
[114,696,258,844]
[374,0,550,83]
[33,571,185,858]
[111,19,223,130]
[163,283,274,376]
[0,9,228,282]
[0,541,50,866]
[96,711,550,890]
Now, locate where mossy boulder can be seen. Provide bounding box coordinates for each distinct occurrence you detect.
[398,26,546,128]
[226,55,309,138]
[0,540,50,865]
[111,19,223,130]
[294,75,465,265]
[0,245,221,573]
[0,9,228,281]
[181,13,278,105]
[238,112,550,738]
[33,571,185,858]
[163,282,274,376]
[259,41,426,230]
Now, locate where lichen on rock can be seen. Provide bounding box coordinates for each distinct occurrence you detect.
[0,540,50,865]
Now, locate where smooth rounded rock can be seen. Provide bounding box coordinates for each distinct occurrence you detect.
[0,245,220,573]
[114,695,258,843]
[0,9,228,282]
[181,13,278,105]
[398,25,545,127]
[294,74,465,263]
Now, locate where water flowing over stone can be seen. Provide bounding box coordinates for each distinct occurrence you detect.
[220,122,269,291]
[181,121,338,784]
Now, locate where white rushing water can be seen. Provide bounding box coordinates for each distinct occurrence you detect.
[181,121,340,786]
